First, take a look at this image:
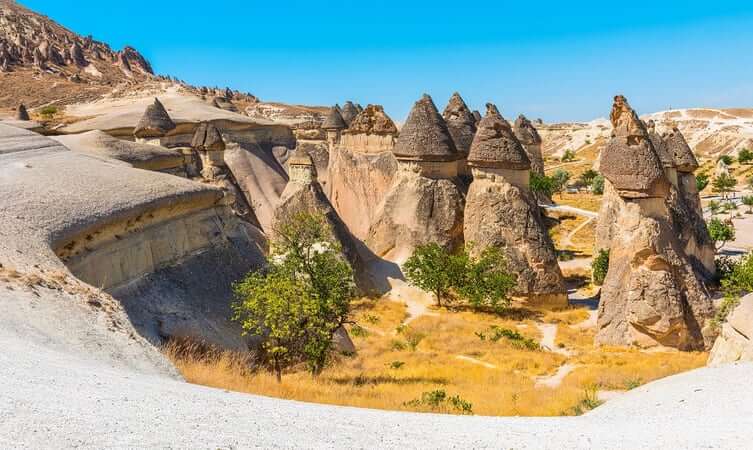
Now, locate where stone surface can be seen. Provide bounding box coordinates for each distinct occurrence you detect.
[442,92,476,158]
[322,106,346,130]
[340,101,359,126]
[513,114,544,175]
[15,103,29,121]
[468,104,531,170]
[134,98,176,139]
[392,94,459,162]
[709,295,753,365]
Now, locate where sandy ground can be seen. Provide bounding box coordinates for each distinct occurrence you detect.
[2,329,752,449]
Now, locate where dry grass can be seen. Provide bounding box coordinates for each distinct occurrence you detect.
[165,300,707,417]
[554,192,603,213]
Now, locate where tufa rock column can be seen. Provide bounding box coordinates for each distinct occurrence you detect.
[596,95,714,350]
[191,122,227,180]
[464,103,567,306]
[15,104,30,121]
[133,98,176,145]
[340,101,359,127]
[442,92,477,179]
[513,114,545,176]
[366,94,465,262]
[322,106,347,149]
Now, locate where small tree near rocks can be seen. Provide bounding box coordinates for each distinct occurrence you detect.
[707,217,736,251]
[592,249,610,286]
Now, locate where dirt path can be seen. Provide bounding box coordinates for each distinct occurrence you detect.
[537,323,574,356]
[455,355,497,369]
[385,278,438,326]
[535,364,578,388]
[561,216,595,248]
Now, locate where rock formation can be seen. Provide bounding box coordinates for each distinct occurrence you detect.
[340,101,359,126]
[442,92,476,178]
[15,103,29,121]
[133,98,176,144]
[658,123,716,281]
[328,104,399,239]
[463,103,566,305]
[366,94,464,262]
[274,150,375,293]
[191,122,227,179]
[709,294,753,365]
[322,106,347,148]
[596,95,714,350]
[513,115,544,176]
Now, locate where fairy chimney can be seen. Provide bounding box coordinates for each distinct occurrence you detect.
[134,98,176,145]
[464,103,566,305]
[366,94,465,261]
[322,106,347,148]
[596,95,714,350]
[191,122,226,178]
[442,92,477,177]
[15,104,30,121]
[340,104,398,153]
[340,101,359,126]
[392,94,460,178]
[513,115,544,176]
[646,119,678,186]
[286,149,318,184]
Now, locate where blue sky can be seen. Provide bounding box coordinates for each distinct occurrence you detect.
[21,0,753,122]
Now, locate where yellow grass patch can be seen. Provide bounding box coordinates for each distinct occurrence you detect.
[165,300,707,417]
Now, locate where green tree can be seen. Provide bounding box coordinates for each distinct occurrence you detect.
[591,175,605,195]
[579,169,598,188]
[722,252,753,297]
[233,212,355,381]
[456,247,517,310]
[551,169,571,197]
[707,217,736,251]
[561,150,576,162]
[712,173,737,199]
[403,243,464,307]
[738,149,753,165]
[592,249,610,286]
[718,155,734,165]
[743,196,753,214]
[696,173,710,192]
[708,200,721,216]
[530,172,554,198]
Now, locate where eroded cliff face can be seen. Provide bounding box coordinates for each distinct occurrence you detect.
[366,165,465,263]
[709,295,753,365]
[328,146,398,240]
[464,175,566,305]
[596,198,714,350]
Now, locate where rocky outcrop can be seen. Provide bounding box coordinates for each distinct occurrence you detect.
[596,96,714,350]
[709,295,753,365]
[322,106,347,148]
[367,95,464,262]
[340,101,359,126]
[133,98,176,142]
[274,151,376,294]
[464,104,566,305]
[442,92,476,177]
[15,103,29,121]
[513,115,544,176]
[329,104,399,239]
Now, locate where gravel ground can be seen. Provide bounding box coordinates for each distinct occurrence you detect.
[1,324,751,449]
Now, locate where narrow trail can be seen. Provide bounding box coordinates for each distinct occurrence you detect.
[535,364,578,388]
[537,323,574,356]
[384,278,438,326]
[455,355,497,369]
[561,216,595,248]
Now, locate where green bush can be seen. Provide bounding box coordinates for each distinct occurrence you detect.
[718,155,734,165]
[696,173,710,191]
[708,217,736,250]
[39,105,58,119]
[738,149,753,164]
[592,249,610,286]
[561,150,576,162]
[530,172,555,198]
[482,325,540,350]
[591,175,605,195]
[404,390,473,415]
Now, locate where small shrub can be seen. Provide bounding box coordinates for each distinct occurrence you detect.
[696,174,710,191]
[708,217,736,250]
[486,326,540,350]
[404,390,473,415]
[592,249,610,286]
[404,329,426,351]
[591,175,605,195]
[350,325,369,338]
[718,155,734,165]
[624,378,642,390]
[738,148,753,164]
[364,314,380,325]
[388,360,405,370]
[39,105,58,119]
[563,386,603,416]
[561,150,576,162]
[390,340,407,351]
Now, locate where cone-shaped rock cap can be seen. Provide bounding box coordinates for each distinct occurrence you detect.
[134,98,176,138]
[344,104,398,135]
[472,110,482,123]
[442,92,477,157]
[393,94,459,161]
[322,106,347,130]
[191,122,225,152]
[288,149,316,170]
[15,104,30,121]
[513,114,542,146]
[645,119,675,169]
[340,101,359,126]
[467,103,531,170]
[601,96,668,197]
[355,103,364,113]
[663,127,698,173]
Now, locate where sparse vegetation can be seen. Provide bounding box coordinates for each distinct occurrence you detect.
[404,390,474,415]
[707,217,736,250]
[232,212,355,381]
[591,175,605,195]
[738,148,753,165]
[39,105,58,119]
[712,173,737,199]
[551,169,571,197]
[530,172,554,198]
[718,155,734,165]
[592,249,610,286]
[696,173,710,192]
[561,150,576,162]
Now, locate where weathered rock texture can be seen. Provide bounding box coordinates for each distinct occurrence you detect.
[442,92,476,177]
[464,104,566,305]
[709,295,753,365]
[329,104,399,239]
[15,103,28,121]
[513,114,544,176]
[367,95,464,262]
[596,96,714,350]
[134,98,176,141]
[274,151,376,294]
[340,101,359,126]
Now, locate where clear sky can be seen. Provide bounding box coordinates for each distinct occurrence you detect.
[20,0,753,122]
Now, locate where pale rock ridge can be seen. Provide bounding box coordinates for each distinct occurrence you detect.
[596,95,714,350]
[464,104,566,304]
[709,294,753,365]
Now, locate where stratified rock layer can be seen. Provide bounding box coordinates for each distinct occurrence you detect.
[709,294,753,365]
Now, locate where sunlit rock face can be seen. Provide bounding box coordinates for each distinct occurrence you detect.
[596,95,714,351]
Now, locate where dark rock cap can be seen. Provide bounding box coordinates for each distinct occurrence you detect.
[344,104,398,136]
[321,106,347,130]
[15,104,29,121]
[601,96,668,197]
[645,119,676,169]
[393,94,459,161]
[472,110,482,123]
[513,114,542,146]
[663,126,699,173]
[191,122,225,152]
[134,98,176,138]
[288,149,315,168]
[442,92,477,157]
[341,101,359,126]
[467,103,531,170]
